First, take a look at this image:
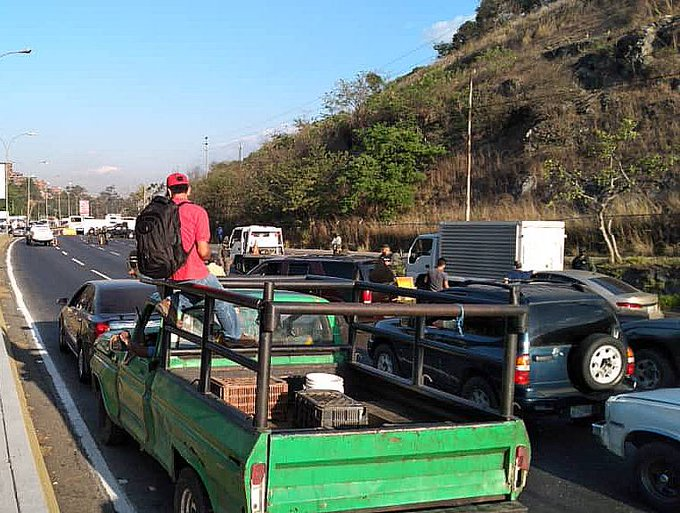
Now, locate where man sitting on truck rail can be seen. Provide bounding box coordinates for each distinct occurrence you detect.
[163,173,240,340]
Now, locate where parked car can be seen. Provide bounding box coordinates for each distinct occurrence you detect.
[57,279,156,382]
[530,270,663,320]
[622,318,680,390]
[368,281,634,417]
[593,388,680,513]
[247,255,378,302]
[26,223,54,246]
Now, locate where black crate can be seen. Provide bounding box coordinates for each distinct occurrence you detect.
[295,390,368,429]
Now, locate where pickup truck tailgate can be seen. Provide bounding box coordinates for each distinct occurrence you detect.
[266,421,528,513]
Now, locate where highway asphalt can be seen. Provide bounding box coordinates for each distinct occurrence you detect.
[9,235,653,513]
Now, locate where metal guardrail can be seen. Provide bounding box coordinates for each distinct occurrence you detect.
[143,277,528,429]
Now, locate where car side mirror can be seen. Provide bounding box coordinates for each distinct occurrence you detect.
[56,297,68,306]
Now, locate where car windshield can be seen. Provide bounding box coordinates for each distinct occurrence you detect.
[97,286,155,314]
[589,276,639,295]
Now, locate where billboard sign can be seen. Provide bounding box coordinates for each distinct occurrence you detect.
[79,199,90,216]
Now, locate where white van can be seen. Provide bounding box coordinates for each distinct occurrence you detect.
[228,225,284,257]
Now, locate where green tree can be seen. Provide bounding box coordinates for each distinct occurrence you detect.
[323,71,385,118]
[337,123,445,221]
[545,119,676,262]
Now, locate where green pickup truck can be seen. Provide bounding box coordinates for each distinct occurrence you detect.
[90,278,531,513]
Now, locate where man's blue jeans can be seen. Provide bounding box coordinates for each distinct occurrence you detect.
[172,273,240,340]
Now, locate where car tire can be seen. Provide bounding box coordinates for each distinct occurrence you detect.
[174,467,213,513]
[634,348,676,391]
[96,385,124,445]
[572,334,626,391]
[634,441,680,513]
[373,343,400,376]
[461,376,499,410]
[77,344,91,383]
[58,321,69,353]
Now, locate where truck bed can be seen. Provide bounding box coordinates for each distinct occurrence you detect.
[171,361,499,429]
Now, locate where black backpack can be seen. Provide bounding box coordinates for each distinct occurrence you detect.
[135,196,188,279]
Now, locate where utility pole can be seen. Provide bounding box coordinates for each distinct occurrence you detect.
[204,136,209,175]
[465,70,475,222]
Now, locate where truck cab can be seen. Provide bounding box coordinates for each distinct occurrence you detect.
[406,233,439,284]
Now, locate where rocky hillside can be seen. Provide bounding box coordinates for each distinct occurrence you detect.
[194,0,679,253]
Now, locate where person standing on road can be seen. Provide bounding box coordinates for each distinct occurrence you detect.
[571,250,596,272]
[331,233,342,255]
[165,173,240,340]
[426,258,449,292]
[369,255,397,285]
[216,225,224,243]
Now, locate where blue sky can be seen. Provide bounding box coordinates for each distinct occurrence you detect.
[1,1,477,193]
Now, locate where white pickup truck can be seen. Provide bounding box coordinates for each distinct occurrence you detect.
[593,389,680,513]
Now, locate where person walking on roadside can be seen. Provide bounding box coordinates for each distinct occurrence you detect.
[426,258,449,292]
[164,173,240,340]
[216,225,224,244]
[331,233,342,255]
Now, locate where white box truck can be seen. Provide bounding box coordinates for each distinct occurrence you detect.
[405,220,565,282]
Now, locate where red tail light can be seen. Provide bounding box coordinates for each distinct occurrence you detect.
[616,302,643,310]
[95,322,110,337]
[514,354,530,386]
[515,445,530,471]
[361,290,373,304]
[626,347,635,377]
[250,463,267,513]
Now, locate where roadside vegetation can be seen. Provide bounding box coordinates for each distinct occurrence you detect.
[189,0,679,256]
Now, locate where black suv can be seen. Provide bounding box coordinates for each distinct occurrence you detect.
[368,281,634,418]
[247,256,377,302]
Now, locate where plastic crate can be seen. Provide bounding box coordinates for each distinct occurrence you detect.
[295,390,368,429]
[210,376,288,420]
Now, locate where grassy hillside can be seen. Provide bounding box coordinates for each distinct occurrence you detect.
[194,0,679,254]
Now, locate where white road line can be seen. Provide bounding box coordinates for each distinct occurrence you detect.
[109,251,120,256]
[71,258,85,266]
[61,251,68,256]
[90,269,111,280]
[97,247,105,252]
[6,240,136,513]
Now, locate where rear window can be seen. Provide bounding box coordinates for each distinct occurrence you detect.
[590,276,638,294]
[97,286,154,314]
[320,262,356,280]
[288,262,310,275]
[529,301,615,347]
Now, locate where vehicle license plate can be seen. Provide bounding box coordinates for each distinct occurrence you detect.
[570,405,593,418]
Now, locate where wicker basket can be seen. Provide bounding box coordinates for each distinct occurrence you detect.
[210,376,288,420]
[296,390,368,429]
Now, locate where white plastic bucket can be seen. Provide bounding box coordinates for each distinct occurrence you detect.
[305,373,344,393]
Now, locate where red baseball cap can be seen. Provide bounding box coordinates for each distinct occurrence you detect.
[166,172,190,188]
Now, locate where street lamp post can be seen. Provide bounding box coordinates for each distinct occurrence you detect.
[1,131,38,215]
[66,182,72,217]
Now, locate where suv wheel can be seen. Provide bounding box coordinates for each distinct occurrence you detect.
[635,349,676,391]
[572,335,626,391]
[373,344,399,376]
[634,442,680,513]
[461,376,499,410]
